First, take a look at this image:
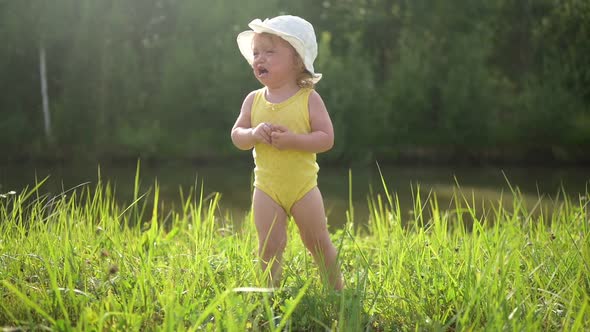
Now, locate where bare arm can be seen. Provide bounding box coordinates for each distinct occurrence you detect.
[231,91,274,150]
[271,90,334,153]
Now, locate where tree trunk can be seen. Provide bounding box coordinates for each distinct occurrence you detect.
[39,41,52,141]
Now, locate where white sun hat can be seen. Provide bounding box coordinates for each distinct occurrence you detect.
[237,15,322,83]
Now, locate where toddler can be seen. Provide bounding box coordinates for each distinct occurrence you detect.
[231,15,344,290]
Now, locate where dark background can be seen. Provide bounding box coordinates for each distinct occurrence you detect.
[1,0,589,166]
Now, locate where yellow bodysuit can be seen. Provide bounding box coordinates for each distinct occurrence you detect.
[250,87,319,214]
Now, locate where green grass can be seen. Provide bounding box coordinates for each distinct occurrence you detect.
[1,167,589,331]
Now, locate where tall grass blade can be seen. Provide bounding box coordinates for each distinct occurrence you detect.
[1,280,57,326]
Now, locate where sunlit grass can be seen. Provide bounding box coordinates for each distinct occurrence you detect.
[1,166,589,331]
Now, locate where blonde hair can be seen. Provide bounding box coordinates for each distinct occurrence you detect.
[294,56,315,89]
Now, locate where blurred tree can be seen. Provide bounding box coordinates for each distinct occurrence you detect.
[0,0,587,163]
[0,0,80,153]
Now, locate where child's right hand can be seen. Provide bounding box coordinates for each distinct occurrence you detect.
[252,122,273,144]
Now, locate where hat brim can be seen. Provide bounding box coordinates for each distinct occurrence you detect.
[237,21,322,84]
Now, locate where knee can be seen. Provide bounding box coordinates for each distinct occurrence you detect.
[259,234,287,255]
[300,231,326,253]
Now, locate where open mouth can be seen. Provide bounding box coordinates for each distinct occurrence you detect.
[257,67,269,77]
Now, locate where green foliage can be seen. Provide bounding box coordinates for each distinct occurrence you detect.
[0,0,588,162]
[0,171,589,330]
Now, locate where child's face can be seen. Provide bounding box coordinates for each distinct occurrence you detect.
[251,33,299,88]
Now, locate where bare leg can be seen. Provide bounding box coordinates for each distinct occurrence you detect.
[291,187,344,290]
[253,188,288,288]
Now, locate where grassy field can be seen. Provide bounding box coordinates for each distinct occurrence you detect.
[1,168,589,331]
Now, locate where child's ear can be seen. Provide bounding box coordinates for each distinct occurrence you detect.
[292,54,304,69]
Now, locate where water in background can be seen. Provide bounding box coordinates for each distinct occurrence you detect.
[1,162,588,228]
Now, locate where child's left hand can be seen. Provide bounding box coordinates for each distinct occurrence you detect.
[270,125,294,150]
